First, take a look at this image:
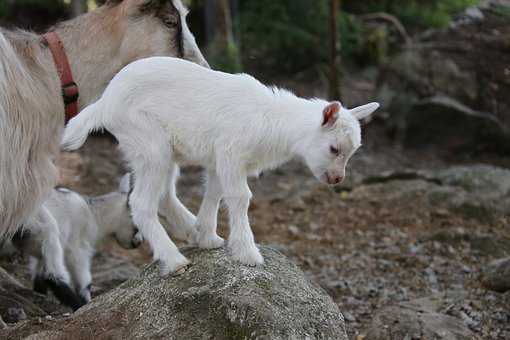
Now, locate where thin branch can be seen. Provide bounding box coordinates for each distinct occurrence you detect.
[360,12,412,45]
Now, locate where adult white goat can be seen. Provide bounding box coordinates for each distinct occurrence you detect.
[13,174,141,310]
[62,57,379,275]
[0,0,207,295]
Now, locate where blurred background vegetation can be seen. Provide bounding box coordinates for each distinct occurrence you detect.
[0,0,479,77]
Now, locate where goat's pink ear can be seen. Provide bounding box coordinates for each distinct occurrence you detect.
[322,102,341,128]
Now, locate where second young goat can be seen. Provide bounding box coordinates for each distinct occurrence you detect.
[14,174,141,310]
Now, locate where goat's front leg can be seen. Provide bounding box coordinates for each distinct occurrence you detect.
[194,171,224,249]
[66,246,93,303]
[159,163,197,242]
[219,171,263,266]
[28,207,86,310]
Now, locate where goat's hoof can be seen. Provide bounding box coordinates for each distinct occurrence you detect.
[173,265,188,276]
[197,234,225,249]
[229,245,264,266]
[159,256,191,277]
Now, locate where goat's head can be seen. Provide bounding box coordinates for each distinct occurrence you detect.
[107,173,143,249]
[300,101,379,185]
[104,0,208,67]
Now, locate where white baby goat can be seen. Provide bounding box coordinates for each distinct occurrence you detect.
[13,174,141,310]
[61,57,379,275]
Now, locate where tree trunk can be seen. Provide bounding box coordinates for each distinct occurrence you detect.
[329,0,341,100]
[204,0,241,72]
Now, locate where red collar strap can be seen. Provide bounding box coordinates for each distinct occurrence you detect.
[42,31,79,123]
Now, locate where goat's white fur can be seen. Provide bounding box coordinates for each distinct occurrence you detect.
[62,57,379,274]
[24,174,140,304]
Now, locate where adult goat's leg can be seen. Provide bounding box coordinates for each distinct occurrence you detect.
[194,170,224,249]
[159,163,197,242]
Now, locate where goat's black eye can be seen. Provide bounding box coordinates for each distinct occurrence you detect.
[330,146,340,155]
[162,17,178,28]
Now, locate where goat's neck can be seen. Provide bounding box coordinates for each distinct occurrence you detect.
[52,5,127,107]
[262,95,321,164]
[86,193,124,241]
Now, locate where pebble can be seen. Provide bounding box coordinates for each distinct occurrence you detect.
[425,267,438,285]
[343,312,356,322]
[288,225,300,236]
[7,308,26,323]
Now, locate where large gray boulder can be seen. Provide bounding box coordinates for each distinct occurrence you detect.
[377,2,510,152]
[402,96,509,151]
[1,246,347,340]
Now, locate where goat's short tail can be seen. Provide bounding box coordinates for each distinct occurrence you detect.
[61,101,104,151]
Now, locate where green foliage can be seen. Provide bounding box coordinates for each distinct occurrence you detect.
[488,4,510,18]
[0,1,7,18]
[238,0,479,74]
[209,40,242,73]
[0,0,68,30]
[239,0,364,74]
[0,0,66,17]
[239,0,327,73]
[345,0,480,29]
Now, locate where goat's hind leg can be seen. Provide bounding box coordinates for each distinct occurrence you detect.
[130,165,190,275]
[159,164,197,242]
[120,128,189,276]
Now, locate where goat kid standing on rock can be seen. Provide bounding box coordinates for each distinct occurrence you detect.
[61,57,379,276]
[13,174,142,311]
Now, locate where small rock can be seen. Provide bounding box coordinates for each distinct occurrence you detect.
[288,225,300,236]
[459,311,478,330]
[465,7,484,21]
[462,265,472,274]
[343,312,356,322]
[425,267,438,285]
[6,308,26,323]
[481,257,510,293]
